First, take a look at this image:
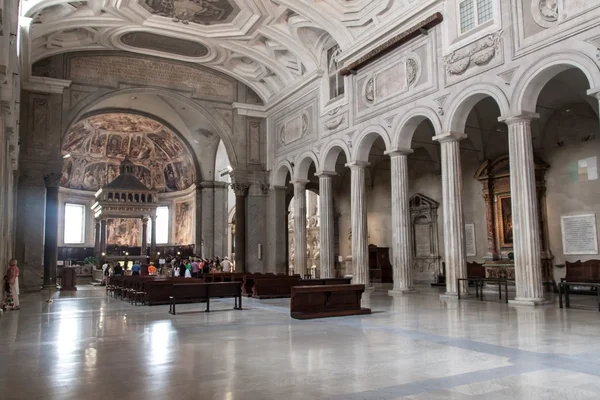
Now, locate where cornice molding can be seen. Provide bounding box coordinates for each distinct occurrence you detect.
[22,76,72,94]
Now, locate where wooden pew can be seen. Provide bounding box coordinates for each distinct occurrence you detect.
[169,282,242,314]
[467,261,485,279]
[563,260,600,283]
[300,278,352,286]
[290,284,371,320]
[251,277,301,299]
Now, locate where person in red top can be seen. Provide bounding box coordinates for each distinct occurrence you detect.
[2,259,19,311]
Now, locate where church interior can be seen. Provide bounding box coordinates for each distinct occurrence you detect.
[2,0,600,398]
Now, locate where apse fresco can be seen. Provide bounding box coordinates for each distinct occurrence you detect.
[61,113,195,192]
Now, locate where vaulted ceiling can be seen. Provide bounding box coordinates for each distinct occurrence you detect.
[21,0,414,101]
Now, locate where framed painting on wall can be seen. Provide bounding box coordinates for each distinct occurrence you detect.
[496,194,513,249]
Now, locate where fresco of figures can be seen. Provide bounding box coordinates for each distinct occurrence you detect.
[175,201,193,244]
[107,218,142,247]
[61,113,195,192]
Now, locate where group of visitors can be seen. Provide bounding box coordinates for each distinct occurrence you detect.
[101,255,233,283]
[171,256,232,278]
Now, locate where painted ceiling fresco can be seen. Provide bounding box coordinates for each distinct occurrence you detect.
[61,113,195,192]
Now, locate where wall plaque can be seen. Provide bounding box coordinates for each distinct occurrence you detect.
[465,223,476,256]
[561,214,598,255]
[69,56,235,101]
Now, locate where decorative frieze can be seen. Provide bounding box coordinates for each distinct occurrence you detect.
[443,31,503,76]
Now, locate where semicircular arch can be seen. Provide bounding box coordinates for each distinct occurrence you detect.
[445,83,510,133]
[294,151,320,180]
[271,160,293,187]
[320,138,351,172]
[394,106,442,149]
[352,125,392,162]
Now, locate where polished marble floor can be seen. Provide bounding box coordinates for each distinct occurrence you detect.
[1,284,600,400]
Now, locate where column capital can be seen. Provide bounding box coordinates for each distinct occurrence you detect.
[384,147,413,157]
[43,172,62,188]
[345,161,370,169]
[498,111,539,125]
[432,131,467,143]
[291,179,310,187]
[231,182,250,196]
[315,171,337,178]
[587,87,600,100]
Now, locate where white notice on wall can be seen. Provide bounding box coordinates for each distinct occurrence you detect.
[561,214,598,255]
[465,224,476,256]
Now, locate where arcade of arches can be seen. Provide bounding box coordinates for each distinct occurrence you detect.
[2,1,600,398]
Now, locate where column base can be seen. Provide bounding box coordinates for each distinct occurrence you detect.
[388,288,418,296]
[508,298,551,307]
[440,292,474,300]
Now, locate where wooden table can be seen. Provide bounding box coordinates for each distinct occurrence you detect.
[558,281,600,311]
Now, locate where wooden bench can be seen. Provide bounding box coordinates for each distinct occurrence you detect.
[290,284,371,320]
[467,261,486,279]
[169,282,242,314]
[559,281,600,311]
[300,278,352,286]
[251,277,301,299]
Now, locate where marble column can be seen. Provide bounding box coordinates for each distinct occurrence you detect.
[94,220,101,258]
[141,218,148,256]
[213,182,229,259]
[346,162,369,286]
[267,186,288,274]
[100,219,107,256]
[432,132,467,297]
[317,172,335,279]
[501,113,547,305]
[292,180,309,278]
[232,183,249,272]
[42,173,61,289]
[150,215,157,261]
[386,149,416,294]
[483,189,498,260]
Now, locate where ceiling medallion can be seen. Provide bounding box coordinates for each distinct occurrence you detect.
[140,0,237,25]
[539,0,558,22]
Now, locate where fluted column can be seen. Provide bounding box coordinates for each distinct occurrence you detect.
[501,113,547,305]
[94,220,101,258]
[43,173,61,289]
[150,215,157,261]
[317,172,335,279]
[141,217,148,256]
[292,180,308,277]
[386,149,415,294]
[100,219,107,255]
[346,162,369,286]
[232,183,250,272]
[433,132,467,296]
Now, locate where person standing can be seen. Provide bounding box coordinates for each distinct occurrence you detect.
[221,257,232,273]
[131,261,141,276]
[2,259,20,311]
[191,258,199,278]
[113,262,124,276]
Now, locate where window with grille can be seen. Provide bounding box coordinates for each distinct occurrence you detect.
[327,45,344,100]
[64,203,85,244]
[459,0,494,34]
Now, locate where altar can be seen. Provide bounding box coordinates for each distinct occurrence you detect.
[474,155,554,286]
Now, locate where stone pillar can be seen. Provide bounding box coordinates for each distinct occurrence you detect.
[317,172,336,279]
[94,220,101,257]
[346,162,369,286]
[150,215,157,261]
[232,183,249,272]
[43,173,61,289]
[501,113,547,305]
[433,132,467,297]
[141,217,148,256]
[200,181,215,258]
[386,149,416,294]
[267,186,288,274]
[213,182,229,259]
[100,219,107,256]
[483,189,498,260]
[292,180,308,278]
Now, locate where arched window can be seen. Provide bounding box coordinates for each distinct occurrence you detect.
[327,44,344,101]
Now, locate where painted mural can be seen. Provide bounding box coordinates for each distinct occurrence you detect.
[107,218,142,247]
[175,201,193,244]
[61,113,195,192]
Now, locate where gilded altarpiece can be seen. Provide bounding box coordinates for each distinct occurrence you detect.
[474,155,553,284]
